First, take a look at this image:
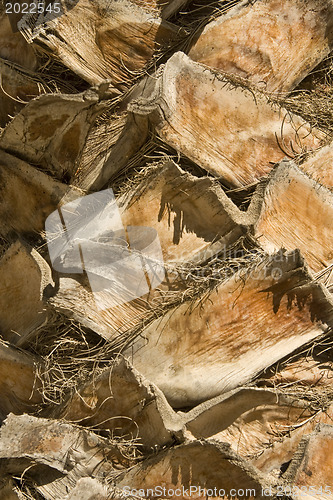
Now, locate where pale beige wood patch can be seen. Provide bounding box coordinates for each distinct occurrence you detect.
[300,144,333,189]
[0,241,53,345]
[283,423,333,498]
[130,52,324,188]
[254,161,333,274]
[124,250,333,407]
[0,90,103,180]
[189,0,333,94]
[0,151,82,237]
[183,388,313,458]
[0,343,42,417]
[50,160,247,339]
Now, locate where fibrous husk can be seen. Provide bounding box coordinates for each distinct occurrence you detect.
[19,0,180,86]
[73,111,149,191]
[0,343,42,419]
[0,89,106,181]
[115,439,273,499]
[0,150,82,237]
[253,160,333,274]
[130,0,188,19]
[0,240,53,345]
[263,352,333,393]
[129,51,324,188]
[49,160,251,340]
[123,249,333,407]
[189,0,333,95]
[61,356,184,451]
